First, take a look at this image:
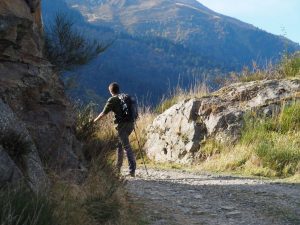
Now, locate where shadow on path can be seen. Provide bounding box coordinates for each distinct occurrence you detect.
[126,172,300,225]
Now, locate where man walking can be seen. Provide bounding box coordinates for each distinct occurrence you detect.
[94,82,136,177]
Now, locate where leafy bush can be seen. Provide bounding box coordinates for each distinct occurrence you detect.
[0,186,57,225]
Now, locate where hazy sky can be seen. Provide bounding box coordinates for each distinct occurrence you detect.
[197,0,300,44]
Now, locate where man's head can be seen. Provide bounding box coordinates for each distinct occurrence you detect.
[108,82,120,96]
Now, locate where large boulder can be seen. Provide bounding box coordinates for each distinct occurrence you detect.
[145,79,300,163]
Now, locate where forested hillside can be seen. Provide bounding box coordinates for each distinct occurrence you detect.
[42,0,300,105]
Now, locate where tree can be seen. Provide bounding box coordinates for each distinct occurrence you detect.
[44,13,109,72]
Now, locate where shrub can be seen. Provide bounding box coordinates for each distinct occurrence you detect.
[74,103,99,142]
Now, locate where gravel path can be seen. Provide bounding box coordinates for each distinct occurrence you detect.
[125,168,300,225]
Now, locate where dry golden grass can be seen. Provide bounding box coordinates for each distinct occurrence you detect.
[130,108,156,159]
[133,68,300,181]
[30,105,148,225]
[155,82,209,114]
[48,160,145,225]
[225,52,300,84]
[196,103,300,180]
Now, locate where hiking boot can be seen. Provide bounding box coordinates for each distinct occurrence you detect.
[129,171,135,177]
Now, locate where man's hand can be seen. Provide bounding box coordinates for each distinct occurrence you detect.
[94,112,105,122]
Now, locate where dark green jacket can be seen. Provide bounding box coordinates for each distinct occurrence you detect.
[102,95,124,124]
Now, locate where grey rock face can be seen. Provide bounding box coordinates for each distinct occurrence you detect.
[145,79,300,163]
[0,100,48,191]
[0,145,23,185]
[0,0,83,189]
[145,99,206,163]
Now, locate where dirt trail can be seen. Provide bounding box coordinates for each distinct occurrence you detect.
[125,168,300,225]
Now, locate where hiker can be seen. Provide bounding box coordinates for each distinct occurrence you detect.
[94,82,137,177]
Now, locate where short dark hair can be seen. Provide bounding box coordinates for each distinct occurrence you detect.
[109,82,120,94]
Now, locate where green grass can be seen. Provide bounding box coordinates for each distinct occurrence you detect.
[198,102,300,179]
[255,137,300,176]
[155,95,181,114]
[142,53,300,181]
[241,106,300,177]
[229,52,300,83]
[279,52,300,77]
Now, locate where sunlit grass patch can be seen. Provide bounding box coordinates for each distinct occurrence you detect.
[228,52,300,83]
[197,102,300,179]
[155,82,208,114]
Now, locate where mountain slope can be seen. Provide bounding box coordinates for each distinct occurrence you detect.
[42,0,300,105]
[65,0,299,66]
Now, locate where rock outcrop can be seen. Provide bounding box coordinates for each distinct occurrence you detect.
[0,0,82,190]
[145,79,300,163]
[0,99,48,191]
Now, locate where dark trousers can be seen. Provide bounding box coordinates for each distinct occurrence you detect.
[116,122,136,173]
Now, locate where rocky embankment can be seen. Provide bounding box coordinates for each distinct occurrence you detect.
[0,0,82,191]
[145,79,300,163]
[126,168,300,225]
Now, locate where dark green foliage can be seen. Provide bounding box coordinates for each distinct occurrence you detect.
[44,13,108,72]
[0,186,57,225]
[0,130,31,167]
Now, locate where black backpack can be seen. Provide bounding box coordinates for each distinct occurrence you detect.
[118,93,138,123]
